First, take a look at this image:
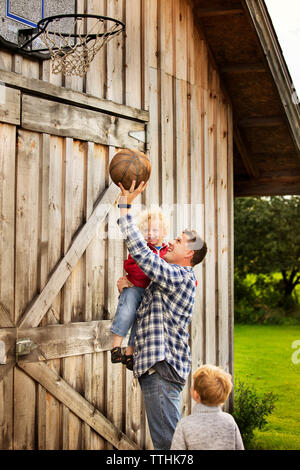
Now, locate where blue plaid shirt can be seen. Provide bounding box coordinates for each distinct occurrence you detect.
[117,214,196,381]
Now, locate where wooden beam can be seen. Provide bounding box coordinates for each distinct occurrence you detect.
[0,69,149,123]
[17,320,117,363]
[221,63,266,74]
[197,7,244,17]
[18,183,120,329]
[22,95,146,152]
[235,175,300,196]
[238,116,285,128]
[0,83,20,125]
[234,127,258,178]
[18,362,140,450]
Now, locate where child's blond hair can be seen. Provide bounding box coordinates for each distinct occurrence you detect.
[193,365,233,406]
[137,207,169,240]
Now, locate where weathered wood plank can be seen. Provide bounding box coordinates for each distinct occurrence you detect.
[86,0,107,100]
[15,130,40,325]
[159,0,174,75]
[125,0,142,109]
[0,124,16,327]
[204,79,217,365]
[17,321,113,362]
[84,141,95,449]
[174,0,187,81]
[0,304,13,329]
[22,94,146,152]
[175,77,190,418]
[145,68,160,206]
[18,182,120,329]
[227,104,234,412]
[86,142,107,450]
[143,0,158,111]
[190,84,205,376]
[0,84,20,125]
[61,137,73,450]
[217,96,229,372]
[0,69,149,122]
[0,368,13,448]
[18,362,140,450]
[14,128,40,449]
[14,367,36,449]
[161,71,174,215]
[106,146,125,449]
[107,0,124,104]
[0,51,13,71]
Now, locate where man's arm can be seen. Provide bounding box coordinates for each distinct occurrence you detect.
[118,213,186,291]
[116,180,187,290]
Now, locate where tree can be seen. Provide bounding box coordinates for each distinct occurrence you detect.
[234,196,300,301]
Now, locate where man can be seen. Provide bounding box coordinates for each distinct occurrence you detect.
[117,180,207,450]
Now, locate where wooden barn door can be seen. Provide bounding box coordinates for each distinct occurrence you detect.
[0,79,148,450]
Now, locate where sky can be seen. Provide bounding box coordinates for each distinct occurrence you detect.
[264,0,300,100]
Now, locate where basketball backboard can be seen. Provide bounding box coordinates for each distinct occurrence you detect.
[0,0,76,56]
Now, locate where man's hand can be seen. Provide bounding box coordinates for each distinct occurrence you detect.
[117,276,134,293]
[118,179,148,205]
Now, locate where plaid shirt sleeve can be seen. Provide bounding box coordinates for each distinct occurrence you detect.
[117,213,186,291]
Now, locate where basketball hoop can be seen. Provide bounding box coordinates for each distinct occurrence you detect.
[18,14,125,77]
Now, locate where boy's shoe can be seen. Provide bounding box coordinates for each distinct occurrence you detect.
[122,354,134,371]
[110,346,123,363]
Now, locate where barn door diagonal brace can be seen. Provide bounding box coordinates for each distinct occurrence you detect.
[18,182,120,330]
[18,361,140,450]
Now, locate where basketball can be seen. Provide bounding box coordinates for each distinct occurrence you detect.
[109,149,151,190]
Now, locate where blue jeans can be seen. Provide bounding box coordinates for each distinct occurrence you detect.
[138,372,184,450]
[110,286,145,347]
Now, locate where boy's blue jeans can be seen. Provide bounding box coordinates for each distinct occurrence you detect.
[138,371,184,450]
[110,286,145,347]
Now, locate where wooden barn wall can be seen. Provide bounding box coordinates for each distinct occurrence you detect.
[0,0,234,450]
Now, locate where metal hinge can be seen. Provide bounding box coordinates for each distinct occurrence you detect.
[16,338,37,360]
[128,130,146,144]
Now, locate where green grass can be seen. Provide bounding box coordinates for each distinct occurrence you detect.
[234,325,300,450]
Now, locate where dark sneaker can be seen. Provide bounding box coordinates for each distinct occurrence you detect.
[110,346,123,363]
[122,354,134,371]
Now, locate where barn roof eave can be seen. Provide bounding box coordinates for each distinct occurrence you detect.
[193,0,300,196]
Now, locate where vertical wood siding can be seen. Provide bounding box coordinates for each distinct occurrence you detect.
[0,0,233,449]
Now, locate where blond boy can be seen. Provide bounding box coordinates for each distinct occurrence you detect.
[171,365,244,450]
[110,207,169,370]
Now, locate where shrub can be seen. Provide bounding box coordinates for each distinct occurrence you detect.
[234,273,300,325]
[231,380,278,449]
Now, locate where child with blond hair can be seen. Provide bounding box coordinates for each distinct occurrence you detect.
[110,207,169,370]
[171,365,244,450]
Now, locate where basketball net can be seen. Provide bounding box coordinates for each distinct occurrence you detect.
[39,16,123,77]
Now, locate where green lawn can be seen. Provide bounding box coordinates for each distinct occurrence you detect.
[234,325,300,450]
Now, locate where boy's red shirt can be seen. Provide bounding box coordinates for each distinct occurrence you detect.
[124,243,169,288]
